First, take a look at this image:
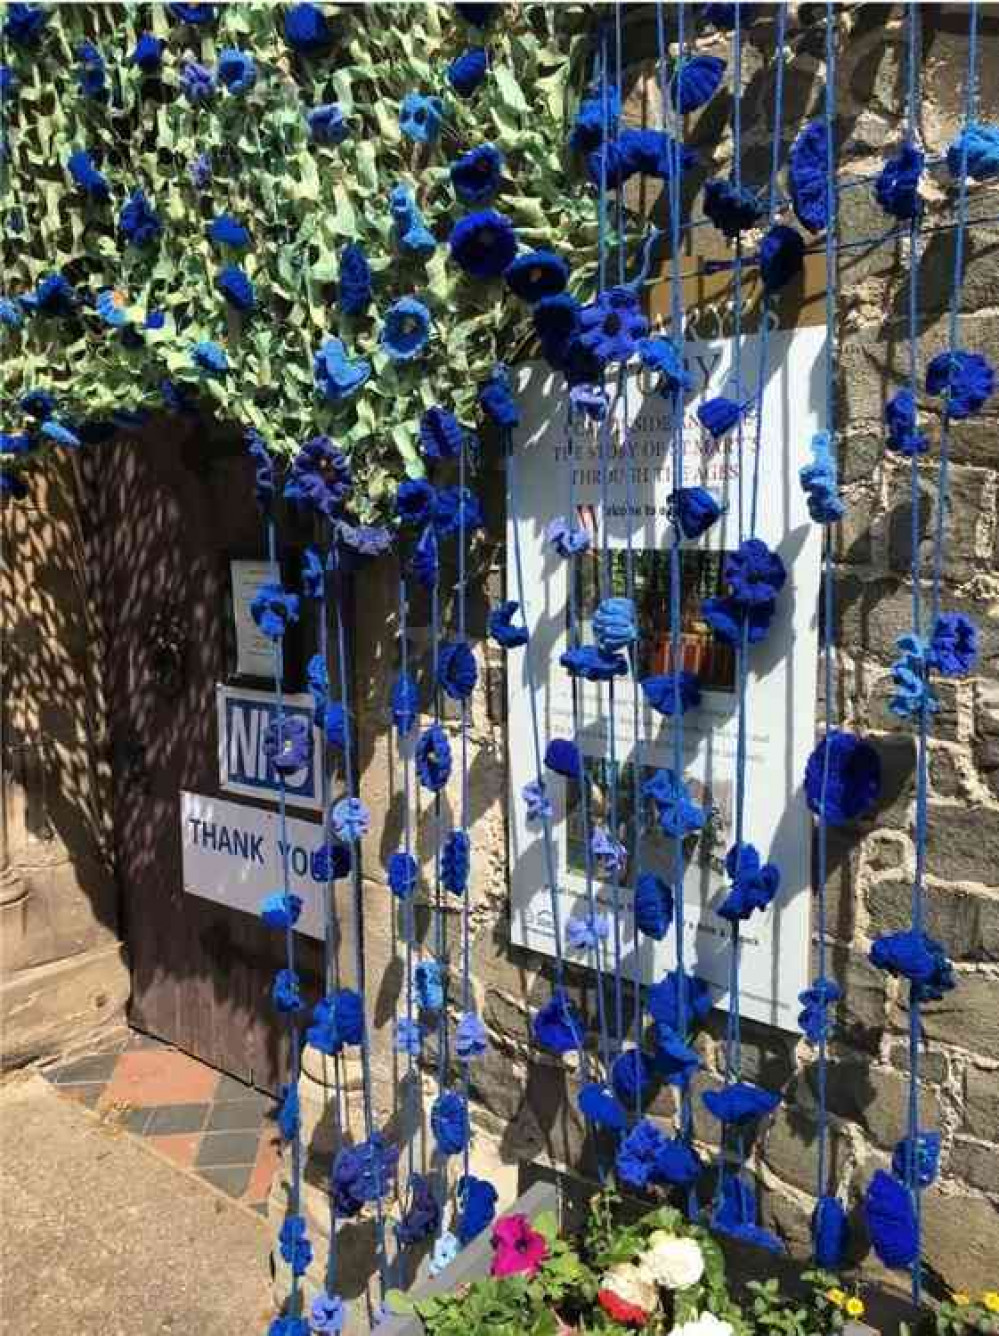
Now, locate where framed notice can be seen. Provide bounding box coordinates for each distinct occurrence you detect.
[229,558,276,681]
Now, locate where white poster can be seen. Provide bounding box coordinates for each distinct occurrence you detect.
[507,325,825,1031]
[231,558,277,679]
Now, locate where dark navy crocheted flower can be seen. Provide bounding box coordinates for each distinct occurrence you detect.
[217,264,254,312]
[545,738,582,780]
[246,429,273,511]
[451,143,504,204]
[647,969,712,1031]
[433,485,484,537]
[455,1012,488,1060]
[758,224,805,292]
[260,891,302,929]
[399,92,444,144]
[593,596,638,652]
[309,1293,347,1334]
[308,103,350,146]
[416,725,452,792]
[634,871,674,940]
[671,54,726,113]
[276,1082,299,1141]
[804,730,882,825]
[119,190,162,247]
[381,297,431,361]
[478,363,520,425]
[717,842,780,922]
[892,1130,941,1188]
[578,286,647,365]
[75,40,108,99]
[456,1174,497,1245]
[67,149,110,200]
[3,4,48,45]
[263,716,312,775]
[653,1136,702,1187]
[169,2,215,21]
[638,337,693,399]
[20,388,54,419]
[284,436,352,517]
[885,388,928,456]
[391,673,419,735]
[180,60,215,104]
[789,121,830,233]
[411,524,438,589]
[441,830,470,895]
[505,250,568,303]
[450,210,517,279]
[925,350,995,419]
[208,213,250,248]
[284,2,332,53]
[615,1119,667,1190]
[702,594,776,646]
[522,780,552,825]
[702,1081,780,1125]
[279,1215,312,1276]
[864,1170,917,1269]
[641,672,701,716]
[130,33,164,71]
[643,768,706,838]
[811,1195,849,1269]
[591,826,626,874]
[272,967,304,1013]
[488,600,529,649]
[588,128,697,189]
[455,3,497,26]
[670,486,723,539]
[725,538,786,607]
[250,582,300,639]
[268,1318,308,1336]
[414,960,444,1011]
[578,1082,627,1131]
[448,47,488,97]
[387,852,418,900]
[390,185,436,257]
[697,395,747,440]
[419,405,463,460]
[560,645,628,682]
[396,1174,440,1247]
[946,121,999,183]
[566,910,608,953]
[532,988,583,1054]
[331,1133,399,1216]
[928,612,978,676]
[314,336,370,400]
[218,48,256,94]
[395,478,435,527]
[702,179,766,239]
[870,930,954,1001]
[31,273,76,318]
[875,144,924,220]
[431,1091,470,1155]
[611,1048,656,1107]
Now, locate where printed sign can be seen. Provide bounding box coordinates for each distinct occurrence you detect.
[230,558,277,680]
[216,684,322,812]
[507,324,825,1032]
[181,790,326,939]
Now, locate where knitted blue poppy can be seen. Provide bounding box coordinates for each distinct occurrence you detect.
[260,892,303,930]
[419,406,463,460]
[671,54,726,113]
[67,149,110,200]
[448,47,488,97]
[588,129,697,189]
[388,852,418,900]
[312,842,351,882]
[804,730,882,825]
[449,211,517,279]
[390,185,436,257]
[701,3,737,25]
[32,273,77,317]
[76,39,108,100]
[870,930,954,1001]
[725,538,786,607]
[717,842,780,922]
[322,700,345,752]
[759,224,805,292]
[338,243,372,316]
[865,1170,918,1268]
[451,143,504,204]
[647,969,713,1031]
[634,872,674,940]
[396,478,435,527]
[533,988,583,1054]
[488,600,529,649]
[892,1130,941,1188]
[411,525,439,590]
[639,337,693,399]
[217,264,254,312]
[339,523,391,558]
[441,830,470,895]
[615,1119,669,1190]
[395,1174,440,1247]
[641,672,702,717]
[929,612,978,676]
[478,364,520,426]
[277,1083,299,1141]
[800,431,845,524]
[313,336,370,401]
[284,2,331,52]
[208,214,250,248]
[279,1215,313,1276]
[505,250,569,303]
[272,968,304,1014]
[308,104,349,145]
[21,389,55,419]
[651,1024,700,1086]
[431,1092,470,1155]
[811,1195,849,1269]
[391,674,419,736]
[533,294,581,369]
[268,1318,309,1336]
[433,484,484,537]
[522,780,552,825]
[702,1081,780,1125]
[578,1082,627,1131]
[456,1175,498,1245]
[455,1012,488,1060]
[218,48,256,94]
[611,1048,656,1107]
[593,596,638,652]
[570,87,621,154]
[875,144,924,220]
[394,1017,423,1055]
[285,436,352,517]
[643,768,706,838]
[545,738,582,780]
[889,633,939,720]
[3,3,48,44]
[330,797,369,843]
[946,121,999,183]
[414,960,444,1012]
[119,190,162,247]
[578,287,647,365]
[331,1133,399,1216]
[789,121,830,234]
[40,421,82,450]
[925,350,995,418]
[669,486,723,539]
[797,976,841,1044]
[697,396,747,440]
[437,642,477,701]
[332,989,364,1044]
[309,1293,347,1334]
[713,1175,757,1234]
[566,911,609,953]
[546,516,590,558]
[307,997,342,1055]
[399,91,444,143]
[380,298,431,362]
[702,179,766,239]
[591,826,626,873]
[560,645,628,681]
[250,583,300,639]
[653,1135,702,1187]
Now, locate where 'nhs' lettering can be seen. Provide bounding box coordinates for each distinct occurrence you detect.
[224,695,317,799]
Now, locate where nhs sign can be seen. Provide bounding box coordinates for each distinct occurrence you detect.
[216,685,323,813]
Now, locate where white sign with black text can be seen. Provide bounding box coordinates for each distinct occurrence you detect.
[230,558,277,680]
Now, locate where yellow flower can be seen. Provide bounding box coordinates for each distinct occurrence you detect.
[846,1297,866,1318]
[982,1292,999,1314]
[826,1288,847,1307]
[953,1293,970,1307]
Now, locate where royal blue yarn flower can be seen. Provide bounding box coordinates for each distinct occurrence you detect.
[697,395,747,440]
[339,523,391,558]
[260,892,303,930]
[1,432,31,454]
[717,842,780,923]
[279,1215,313,1276]
[488,600,529,649]
[865,1170,918,1269]
[578,286,647,365]
[20,388,54,419]
[276,1082,299,1141]
[671,54,726,113]
[578,1082,627,1131]
[3,4,48,45]
[419,405,462,460]
[218,48,256,94]
[546,516,590,557]
[892,1130,941,1188]
[522,781,552,825]
[169,2,215,21]
[946,121,999,183]
[456,1175,497,1245]
[250,582,300,639]
[870,930,954,1001]
[433,485,484,537]
[592,827,626,874]
[131,33,164,71]
[566,911,609,953]
[411,525,438,589]
[119,191,162,247]
[180,60,215,104]
[431,1092,470,1156]
[67,149,110,200]
[875,143,924,220]
[309,1293,347,1334]
[615,1119,667,1190]
[40,420,81,449]
[390,185,435,257]
[391,673,419,736]
[320,700,345,749]
[929,612,978,676]
[381,297,431,361]
[634,872,674,940]
[588,129,697,189]
[285,436,352,517]
[95,289,131,329]
[208,213,250,248]
[308,103,349,145]
[314,336,371,401]
[702,179,766,239]
[455,2,497,24]
[217,264,254,312]
[416,725,452,792]
[647,969,712,1031]
[925,350,994,419]
[890,632,939,720]
[641,672,701,717]
[570,87,620,154]
[450,210,518,280]
[533,989,583,1054]
[192,340,229,375]
[638,338,692,401]
[0,299,23,330]
[284,3,332,53]
[268,1319,308,1336]
[75,40,108,99]
[330,797,369,843]
[712,1180,784,1254]
[301,550,325,604]
[800,430,845,524]
[804,730,882,825]
[643,769,706,838]
[330,989,364,1045]
[652,1025,701,1086]
[593,596,638,652]
[797,976,841,1044]
[415,959,444,1012]
[759,224,806,292]
[810,1195,850,1269]
[789,121,830,234]
[451,143,504,204]
[545,738,582,780]
[883,388,926,456]
[396,479,435,527]
[479,363,520,426]
[396,1174,440,1247]
[725,538,787,607]
[448,47,488,97]
[669,486,722,539]
[387,851,418,900]
[560,645,628,683]
[394,1017,423,1055]
[32,274,77,318]
[437,642,477,701]
[702,1081,780,1126]
[455,1012,488,1060]
[504,250,568,303]
[272,968,304,1013]
[399,92,444,144]
[263,716,312,775]
[331,1133,399,1216]
[612,1048,656,1107]
[189,153,212,188]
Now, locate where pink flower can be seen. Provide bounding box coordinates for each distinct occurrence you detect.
[489,1214,549,1278]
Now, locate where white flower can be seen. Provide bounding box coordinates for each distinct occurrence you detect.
[639,1232,705,1290]
[670,1314,735,1336]
[599,1262,659,1315]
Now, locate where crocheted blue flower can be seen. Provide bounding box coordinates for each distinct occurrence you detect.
[697,395,747,440]
[285,437,352,517]
[272,968,304,1013]
[250,582,300,639]
[411,525,439,589]
[391,674,419,736]
[428,1231,460,1277]
[456,1175,498,1245]
[533,294,581,369]
[546,516,590,557]
[169,2,215,21]
[804,730,882,825]
[40,421,81,450]
[260,892,303,930]
[889,633,939,719]
[488,600,529,649]
[130,33,164,70]
[95,289,131,329]
[0,299,23,330]
[588,129,697,189]
[284,3,332,53]
[643,769,706,838]
[437,642,477,701]
[312,842,351,882]
[702,2,737,25]
[330,989,364,1045]
[192,340,229,376]
[671,54,726,112]
[925,350,994,418]
[308,103,349,145]
[331,1133,399,1216]
[717,842,780,923]
[314,336,371,401]
[396,479,435,527]
[400,92,444,143]
[789,121,829,234]
[800,430,845,524]
[811,1195,849,1269]
[217,264,254,312]
[431,1091,470,1155]
[309,1293,347,1334]
[268,1319,308,1336]
[532,988,583,1054]
[419,406,463,460]
[634,872,674,940]
[579,286,647,365]
[208,214,250,248]
[1,471,28,500]
[339,523,391,557]
[591,826,627,874]
[638,338,692,401]
[119,190,162,247]
[593,596,638,652]
[875,144,924,220]
[415,959,444,1011]
[641,672,701,717]
[1,431,31,453]
[885,388,928,455]
[390,185,436,258]
[647,969,712,1031]
[433,484,484,536]
[929,612,978,676]
[388,852,418,900]
[615,1119,667,1190]
[394,1017,423,1055]
[189,153,212,187]
[864,1170,918,1269]
[31,273,76,318]
[301,550,325,603]
[566,911,609,953]
[478,363,520,426]
[263,716,312,774]
[946,121,999,183]
[3,3,48,45]
[870,930,954,1001]
[578,1082,627,1131]
[441,830,470,895]
[67,149,110,200]
[330,797,370,843]
[448,47,488,97]
[669,486,722,539]
[395,1174,440,1247]
[381,297,431,361]
[611,1048,656,1107]
[180,60,216,104]
[892,1130,941,1188]
[416,725,452,792]
[451,143,504,204]
[545,738,582,780]
[279,1215,313,1276]
[570,87,620,154]
[504,250,568,303]
[455,1012,488,1060]
[702,179,766,239]
[75,40,108,99]
[651,1025,700,1086]
[20,388,54,419]
[653,1136,702,1187]
[560,645,628,682]
[276,1082,299,1141]
[522,781,552,825]
[450,210,518,279]
[218,48,256,94]
[759,224,805,292]
[797,976,841,1044]
[702,1081,780,1125]
[725,538,786,607]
